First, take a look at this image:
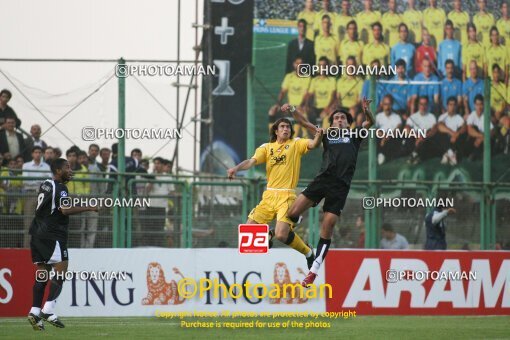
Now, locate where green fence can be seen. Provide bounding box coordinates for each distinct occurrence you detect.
[1,172,509,250]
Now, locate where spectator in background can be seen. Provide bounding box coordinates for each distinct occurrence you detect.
[0,89,21,128]
[463,60,485,117]
[355,215,365,248]
[440,60,463,113]
[380,223,409,249]
[414,28,437,74]
[448,0,470,46]
[438,20,462,78]
[98,147,111,172]
[375,94,403,165]
[313,0,336,39]
[297,0,315,41]
[423,0,446,48]
[361,59,383,110]
[53,147,62,159]
[307,57,336,129]
[403,0,422,44]
[67,148,90,247]
[15,155,24,169]
[391,24,415,78]
[0,158,24,247]
[43,146,55,167]
[131,148,142,162]
[23,124,47,161]
[336,56,363,125]
[286,19,315,74]
[425,205,456,250]
[162,159,173,174]
[338,20,363,66]
[490,64,508,123]
[462,23,485,81]
[473,0,495,48]
[314,15,338,65]
[334,0,354,43]
[88,144,100,166]
[497,2,510,46]
[356,0,381,44]
[437,96,466,166]
[362,22,389,66]
[487,27,508,84]
[144,157,173,247]
[77,150,97,248]
[385,59,412,118]
[381,0,402,48]
[0,117,26,161]
[466,95,494,161]
[22,146,50,248]
[411,58,440,113]
[405,96,438,165]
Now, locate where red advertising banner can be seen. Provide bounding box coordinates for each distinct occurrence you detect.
[0,249,37,317]
[325,250,510,315]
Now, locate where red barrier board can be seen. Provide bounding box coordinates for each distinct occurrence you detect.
[325,250,510,315]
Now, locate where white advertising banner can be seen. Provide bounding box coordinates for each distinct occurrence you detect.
[56,249,326,316]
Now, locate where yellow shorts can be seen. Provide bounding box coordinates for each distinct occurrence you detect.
[248,190,296,227]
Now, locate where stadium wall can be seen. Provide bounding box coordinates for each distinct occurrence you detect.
[1,249,509,317]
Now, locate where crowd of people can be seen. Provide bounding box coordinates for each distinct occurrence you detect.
[269,0,510,165]
[0,89,180,248]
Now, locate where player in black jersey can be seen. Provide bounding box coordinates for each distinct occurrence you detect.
[27,158,98,331]
[282,97,375,286]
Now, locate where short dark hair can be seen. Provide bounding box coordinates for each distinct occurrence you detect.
[447,96,457,105]
[297,18,307,31]
[398,23,408,31]
[445,59,455,68]
[111,143,118,155]
[131,148,142,157]
[381,223,394,232]
[383,94,394,104]
[322,14,331,22]
[467,22,477,33]
[474,94,484,104]
[44,146,54,152]
[328,109,353,126]
[66,148,77,157]
[492,63,502,72]
[153,156,165,164]
[270,118,294,142]
[0,89,12,99]
[51,158,68,174]
[100,147,111,155]
[32,146,43,153]
[318,56,330,65]
[445,19,454,28]
[419,95,429,103]
[78,150,88,158]
[395,58,406,68]
[88,143,100,151]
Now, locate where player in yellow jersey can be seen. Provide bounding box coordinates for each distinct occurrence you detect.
[403,0,422,44]
[381,0,403,47]
[297,0,316,41]
[306,57,337,132]
[423,0,446,48]
[490,64,508,123]
[497,2,510,46]
[335,0,354,43]
[448,0,470,46]
[473,0,495,47]
[315,15,339,65]
[362,22,390,66]
[462,23,486,80]
[339,20,364,65]
[487,27,508,83]
[337,56,363,125]
[356,0,382,44]
[314,0,337,38]
[227,118,323,268]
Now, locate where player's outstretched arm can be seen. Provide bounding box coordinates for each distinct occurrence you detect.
[308,127,324,149]
[227,158,256,179]
[361,96,375,129]
[61,206,98,216]
[281,103,317,135]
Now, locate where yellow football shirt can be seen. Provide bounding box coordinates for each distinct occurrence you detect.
[486,45,508,74]
[315,34,339,64]
[473,12,495,47]
[382,12,403,47]
[297,10,316,41]
[448,10,470,46]
[335,14,355,41]
[491,81,507,112]
[356,10,382,44]
[336,77,363,108]
[338,39,364,65]
[314,10,337,35]
[362,42,390,65]
[497,18,510,45]
[462,42,485,78]
[252,138,310,189]
[281,73,311,106]
[423,8,446,47]
[309,76,336,108]
[403,9,423,43]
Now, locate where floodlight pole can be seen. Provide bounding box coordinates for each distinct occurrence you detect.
[117,57,126,248]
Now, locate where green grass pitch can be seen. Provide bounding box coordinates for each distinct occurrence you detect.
[2,316,510,339]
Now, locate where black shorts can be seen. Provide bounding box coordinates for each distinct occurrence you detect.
[30,236,68,264]
[302,175,350,216]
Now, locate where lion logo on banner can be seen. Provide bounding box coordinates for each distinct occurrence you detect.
[141,262,186,305]
[269,262,308,304]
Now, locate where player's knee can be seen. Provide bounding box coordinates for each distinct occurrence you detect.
[275,228,289,242]
[34,280,47,290]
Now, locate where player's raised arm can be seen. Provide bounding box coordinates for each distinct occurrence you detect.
[227,158,257,180]
[308,127,324,149]
[361,96,375,128]
[281,103,317,135]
